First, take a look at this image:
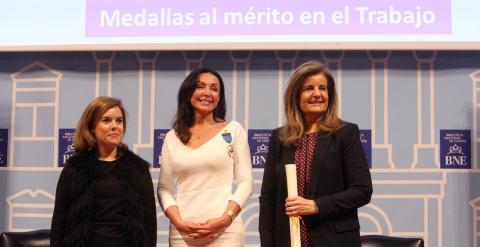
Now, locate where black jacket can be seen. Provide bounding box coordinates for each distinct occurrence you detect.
[51,148,157,247]
[259,122,372,247]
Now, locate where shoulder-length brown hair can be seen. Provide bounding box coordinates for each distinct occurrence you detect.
[172,68,226,144]
[280,61,342,145]
[74,96,127,152]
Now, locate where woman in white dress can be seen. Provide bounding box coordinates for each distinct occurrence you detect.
[157,68,253,246]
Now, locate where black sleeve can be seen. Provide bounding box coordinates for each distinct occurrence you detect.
[50,167,71,247]
[314,123,373,219]
[259,129,280,247]
[142,167,157,247]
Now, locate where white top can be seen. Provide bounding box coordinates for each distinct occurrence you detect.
[157,121,253,234]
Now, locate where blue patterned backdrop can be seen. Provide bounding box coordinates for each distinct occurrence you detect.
[1,50,480,247]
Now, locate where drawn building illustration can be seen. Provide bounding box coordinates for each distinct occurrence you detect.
[133,51,160,160]
[6,189,55,231]
[9,61,62,167]
[471,69,480,172]
[0,51,478,247]
[92,51,116,97]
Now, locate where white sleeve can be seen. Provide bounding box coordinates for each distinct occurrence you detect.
[157,133,178,211]
[229,122,253,208]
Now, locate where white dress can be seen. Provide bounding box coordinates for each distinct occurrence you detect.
[157,121,253,247]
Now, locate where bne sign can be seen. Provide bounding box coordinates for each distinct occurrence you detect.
[444,155,467,166]
[252,155,266,165]
[63,154,75,164]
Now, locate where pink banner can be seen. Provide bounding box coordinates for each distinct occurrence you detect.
[85,0,451,37]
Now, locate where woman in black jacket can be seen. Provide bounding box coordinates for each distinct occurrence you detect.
[51,96,157,247]
[259,61,372,247]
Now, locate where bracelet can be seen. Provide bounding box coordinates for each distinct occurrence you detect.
[225,208,237,222]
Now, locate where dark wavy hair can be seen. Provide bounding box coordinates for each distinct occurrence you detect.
[172,68,226,144]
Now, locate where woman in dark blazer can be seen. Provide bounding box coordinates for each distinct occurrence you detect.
[259,61,372,247]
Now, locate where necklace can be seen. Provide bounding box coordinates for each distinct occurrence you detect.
[189,121,227,142]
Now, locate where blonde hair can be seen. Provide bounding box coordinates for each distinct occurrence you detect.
[280,61,342,145]
[74,96,127,152]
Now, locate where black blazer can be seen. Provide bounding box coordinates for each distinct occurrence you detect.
[259,122,372,247]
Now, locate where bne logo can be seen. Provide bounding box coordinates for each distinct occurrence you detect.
[445,144,467,166]
[62,143,76,164]
[252,144,268,165]
[63,154,75,164]
[252,155,266,165]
